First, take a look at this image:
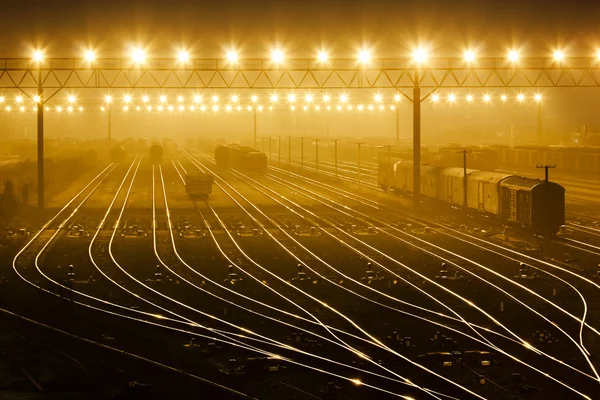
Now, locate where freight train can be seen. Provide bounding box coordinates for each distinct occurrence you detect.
[215,145,267,171]
[185,173,214,199]
[378,160,565,233]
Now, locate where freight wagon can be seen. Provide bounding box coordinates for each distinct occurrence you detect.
[379,160,565,233]
[185,173,214,199]
[214,145,267,171]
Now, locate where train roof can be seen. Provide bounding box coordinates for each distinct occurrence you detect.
[439,167,477,177]
[468,170,514,184]
[500,176,564,192]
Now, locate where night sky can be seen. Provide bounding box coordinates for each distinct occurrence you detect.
[0,0,599,57]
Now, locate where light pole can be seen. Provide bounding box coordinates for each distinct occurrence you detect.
[253,108,257,148]
[288,135,292,167]
[103,95,113,157]
[356,142,363,190]
[535,96,543,143]
[315,138,319,178]
[413,69,422,208]
[300,137,304,173]
[35,57,44,210]
[334,139,338,181]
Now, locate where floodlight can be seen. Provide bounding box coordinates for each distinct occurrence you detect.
[85,50,96,62]
[226,50,239,63]
[178,50,189,62]
[33,50,44,62]
[271,49,284,64]
[132,48,146,63]
[553,50,564,62]
[508,50,519,62]
[464,50,476,62]
[358,49,371,64]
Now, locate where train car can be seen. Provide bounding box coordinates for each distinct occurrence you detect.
[391,160,415,192]
[499,177,565,233]
[215,145,231,167]
[215,144,267,171]
[421,165,443,200]
[110,145,126,163]
[149,144,163,165]
[378,160,395,190]
[466,171,514,214]
[185,173,214,199]
[246,151,268,171]
[437,168,475,207]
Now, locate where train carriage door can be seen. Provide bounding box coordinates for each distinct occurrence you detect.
[478,181,485,212]
[503,188,517,222]
[517,191,532,227]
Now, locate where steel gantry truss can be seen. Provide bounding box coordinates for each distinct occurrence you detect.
[2,56,599,209]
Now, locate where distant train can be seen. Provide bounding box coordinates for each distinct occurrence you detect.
[215,145,267,171]
[185,173,214,199]
[378,160,565,233]
[149,144,163,165]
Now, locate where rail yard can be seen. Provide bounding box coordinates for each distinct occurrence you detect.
[1,139,599,400]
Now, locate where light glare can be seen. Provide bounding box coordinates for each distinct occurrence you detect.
[412,48,428,63]
[508,50,520,62]
[534,93,542,102]
[553,50,565,62]
[464,50,476,62]
[317,50,328,63]
[271,49,284,64]
[33,50,44,62]
[358,49,371,64]
[132,48,146,63]
[226,50,239,63]
[178,50,189,62]
[104,95,112,103]
[85,50,96,62]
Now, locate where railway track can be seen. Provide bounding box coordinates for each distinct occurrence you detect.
[195,149,596,396]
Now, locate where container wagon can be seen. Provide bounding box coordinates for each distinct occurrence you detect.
[185,173,214,199]
[149,144,163,165]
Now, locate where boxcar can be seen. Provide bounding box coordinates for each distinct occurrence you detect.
[467,171,513,215]
[185,173,214,199]
[437,168,475,207]
[246,151,268,171]
[499,176,565,233]
[421,165,442,200]
[215,145,231,167]
[392,160,415,192]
